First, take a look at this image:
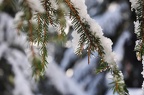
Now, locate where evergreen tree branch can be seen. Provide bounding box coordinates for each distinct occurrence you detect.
[64,0,129,94]
[0,0,134,93]
[64,0,105,58]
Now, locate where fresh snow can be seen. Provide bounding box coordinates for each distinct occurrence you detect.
[0,13,34,95]
[14,11,24,23]
[26,0,45,13]
[71,30,81,52]
[134,21,140,35]
[49,0,58,9]
[129,0,138,10]
[7,50,33,95]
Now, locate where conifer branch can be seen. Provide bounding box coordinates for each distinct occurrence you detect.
[142,0,144,54]
[64,0,105,58]
[130,0,144,90]
[0,0,136,93]
[41,18,48,72]
[64,0,129,94]
[43,0,53,25]
[37,13,41,45]
[133,0,143,60]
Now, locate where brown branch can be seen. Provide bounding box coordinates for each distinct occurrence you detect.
[28,20,35,57]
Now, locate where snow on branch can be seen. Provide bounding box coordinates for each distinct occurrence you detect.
[68,0,128,94]
[69,0,115,64]
[129,0,138,10]
[26,0,45,13]
[130,0,144,91]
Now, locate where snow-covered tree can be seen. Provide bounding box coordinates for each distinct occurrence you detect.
[0,0,143,95]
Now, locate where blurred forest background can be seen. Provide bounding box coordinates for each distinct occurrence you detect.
[0,0,143,95]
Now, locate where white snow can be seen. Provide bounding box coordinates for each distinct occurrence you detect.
[26,0,45,13]
[0,13,34,95]
[46,61,88,95]
[6,50,33,95]
[71,30,81,52]
[0,43,8,59]
[129,0,138,10]
[134,21,140,34]
[14,11,24,23]
[49,0,58,9]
